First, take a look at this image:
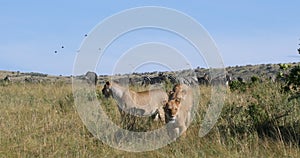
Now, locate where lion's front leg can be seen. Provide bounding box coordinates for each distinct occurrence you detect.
[157,106,165,123]
[179,125,187,138]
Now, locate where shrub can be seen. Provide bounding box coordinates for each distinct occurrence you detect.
[250,75,260,83]
[229,80,246,92]
[286,65,300,92]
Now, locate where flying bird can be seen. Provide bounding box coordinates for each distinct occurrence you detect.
[298,48,300,54]
[54,51,58,53]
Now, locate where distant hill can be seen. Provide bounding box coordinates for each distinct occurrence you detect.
[1,62,299,84]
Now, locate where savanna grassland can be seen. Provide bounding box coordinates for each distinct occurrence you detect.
[0,75,299,158]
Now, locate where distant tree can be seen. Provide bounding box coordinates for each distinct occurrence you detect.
[278,64,300,101]
[277,64,291,82]
[298,39,300,54]
[285,65,300,92]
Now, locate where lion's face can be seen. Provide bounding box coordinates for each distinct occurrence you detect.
[165,84,188,123]
[164,98,181,123]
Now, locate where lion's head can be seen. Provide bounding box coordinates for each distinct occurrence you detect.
[164,98,182,123]
[165,84,188,123]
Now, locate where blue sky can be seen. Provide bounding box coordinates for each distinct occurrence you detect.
[1,0,300,75]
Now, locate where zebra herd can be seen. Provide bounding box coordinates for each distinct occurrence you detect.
[84,71,235,87]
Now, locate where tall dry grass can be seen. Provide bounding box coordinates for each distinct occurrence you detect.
[0,81,299,157]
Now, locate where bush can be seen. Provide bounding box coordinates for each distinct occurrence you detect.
[229,80,246,92]
[221,81,299,146]
[286,65,300,92]
[250,75,260,83]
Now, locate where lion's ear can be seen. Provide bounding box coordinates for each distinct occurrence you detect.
[180,89,187,100]
[175,98,181,104]
[173,84,180,92]
[162,99,167,105]
[168,91,175,100]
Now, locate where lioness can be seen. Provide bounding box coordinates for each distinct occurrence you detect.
[165,84,193,140]
[102,81,168,122]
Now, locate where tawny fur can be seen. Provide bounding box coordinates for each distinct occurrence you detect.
[165,84,193,139]
[102,81,168,122]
